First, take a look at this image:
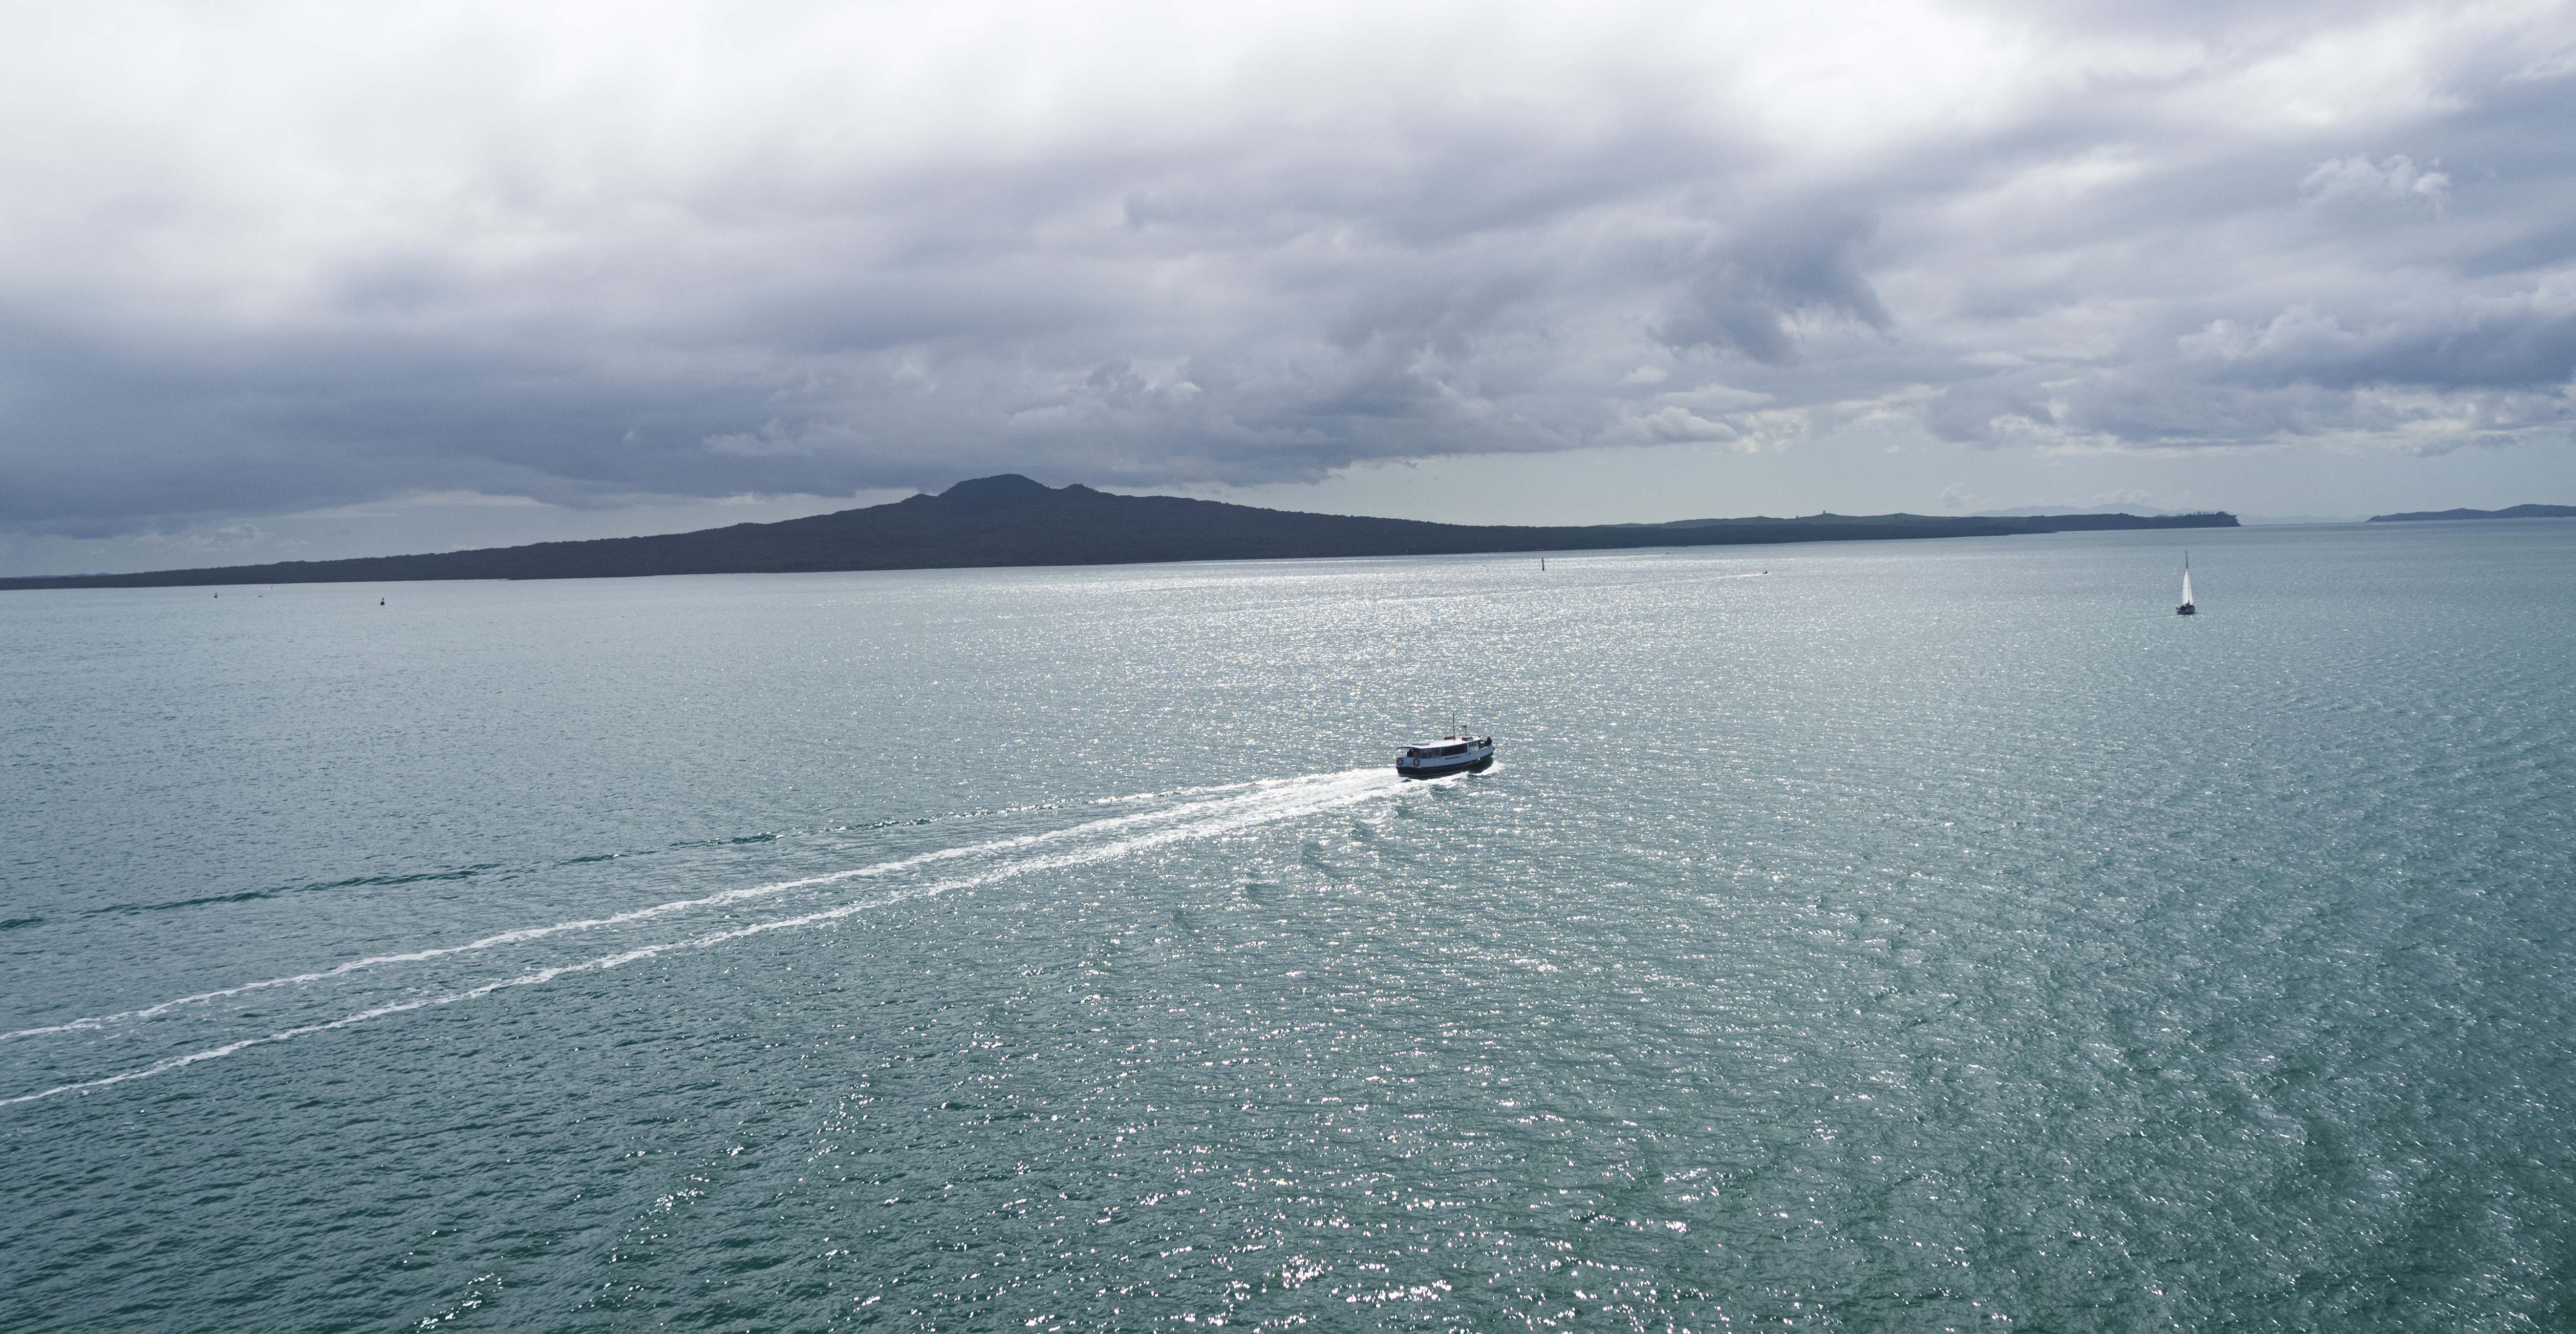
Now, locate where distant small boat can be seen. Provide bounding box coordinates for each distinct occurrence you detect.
[1396,734,1494,778]
[2176,552,2196,615]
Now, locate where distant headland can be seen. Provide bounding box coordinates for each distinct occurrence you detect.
[0,476,2238,590]
[2366,504,2576,523]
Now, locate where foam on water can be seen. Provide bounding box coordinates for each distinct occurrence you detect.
[0,767,1391,1045]
[1,765,1411,1103]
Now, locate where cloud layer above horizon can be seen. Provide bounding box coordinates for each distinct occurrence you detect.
[5,0,2574,538]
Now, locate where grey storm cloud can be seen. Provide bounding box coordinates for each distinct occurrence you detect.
[3,0,2574,535]
[1656,214,1892,365]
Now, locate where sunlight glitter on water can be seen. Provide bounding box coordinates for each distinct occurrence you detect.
[3,522,2572,1330]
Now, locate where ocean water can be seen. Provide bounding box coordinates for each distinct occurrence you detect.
[2,520,2571,1332]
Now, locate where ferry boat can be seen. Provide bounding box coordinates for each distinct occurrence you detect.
[1396,734,1494,778]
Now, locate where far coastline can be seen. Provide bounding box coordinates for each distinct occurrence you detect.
[0,476,2236,592]
[2367,504,2576,523]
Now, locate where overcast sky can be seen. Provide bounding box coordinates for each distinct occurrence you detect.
[5,0,2575,574]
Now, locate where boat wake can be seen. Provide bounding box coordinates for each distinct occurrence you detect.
[2,765,1421,1108]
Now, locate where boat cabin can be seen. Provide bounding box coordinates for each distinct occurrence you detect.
[1396,734,1496,778]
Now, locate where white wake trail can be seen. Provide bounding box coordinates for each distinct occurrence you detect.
[2,768,1385,1044]
[3,766,1405,1106]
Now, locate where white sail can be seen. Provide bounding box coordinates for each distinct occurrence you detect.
[2180,569,2194,605]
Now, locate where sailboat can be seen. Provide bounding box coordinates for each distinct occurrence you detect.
[2175,552,2196,616]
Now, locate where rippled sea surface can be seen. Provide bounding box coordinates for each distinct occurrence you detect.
[5,521,2573,1332]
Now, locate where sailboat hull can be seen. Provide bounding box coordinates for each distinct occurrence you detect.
[2176,604,2195,615]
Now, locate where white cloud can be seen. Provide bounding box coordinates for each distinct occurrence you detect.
[2300,153,2451,215]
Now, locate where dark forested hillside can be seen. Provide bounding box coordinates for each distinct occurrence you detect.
[1,475,2239,590]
